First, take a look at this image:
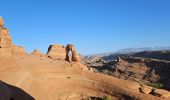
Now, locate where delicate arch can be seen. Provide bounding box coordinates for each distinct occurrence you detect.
[65,44,80,62]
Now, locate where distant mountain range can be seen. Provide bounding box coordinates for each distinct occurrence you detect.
[116,46,170,54]
[88,46,170,57]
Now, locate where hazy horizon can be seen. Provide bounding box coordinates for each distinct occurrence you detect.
[1,0,170,55]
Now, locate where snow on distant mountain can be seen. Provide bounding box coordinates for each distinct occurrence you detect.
[87,46,170,57]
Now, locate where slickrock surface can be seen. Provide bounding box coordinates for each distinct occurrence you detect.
[0,53,165,100]
[47,44,66,60]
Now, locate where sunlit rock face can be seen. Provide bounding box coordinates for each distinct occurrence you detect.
[0,17,13,48]
[65,44,80,62]
[12,46,26,55]
[0,17,26,55]
[31,49,45,57]
[0,16,4,26]
[47,44,66,60]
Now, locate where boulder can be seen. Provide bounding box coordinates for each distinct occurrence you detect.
[153,89,170,98]
[31,49,45,57]
[139,85,152,94]
[47,44,66,60]
[12,46,26,55]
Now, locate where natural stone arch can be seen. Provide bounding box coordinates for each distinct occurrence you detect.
[65,44,80,62]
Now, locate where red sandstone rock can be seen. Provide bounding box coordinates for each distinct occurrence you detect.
[65,44,80,62]
[47,44,66,60]
[12,46,26,55]
[0,21,13,48]
[153,89,170,98]
[31,49,45,57]
[0,16,4,26]
[139,85,152,94]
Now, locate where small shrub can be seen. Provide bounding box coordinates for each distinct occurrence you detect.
[103,96,110,100]
[147,83,164,89]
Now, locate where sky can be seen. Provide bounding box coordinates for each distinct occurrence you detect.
[0,0,170,55]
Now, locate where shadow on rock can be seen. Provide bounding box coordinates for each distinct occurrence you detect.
[0,80,35,100]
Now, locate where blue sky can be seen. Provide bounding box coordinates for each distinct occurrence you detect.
[1,0,170,55]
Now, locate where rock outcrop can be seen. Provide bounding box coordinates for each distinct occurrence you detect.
[83,56,170,91]
[0,16,4,26]
[114,57,170,90]
[0,17,26,55]
[31,49,44,57]
[139,85,152,94]
[47,44,66,60]
[0,17,13,48]
[71,45,80,62]
[65,44,80,62]
[65,44,72,61]
[153,89,170,98]
[12,46,26,55]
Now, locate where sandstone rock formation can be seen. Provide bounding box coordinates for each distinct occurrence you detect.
[65,44,80,62]
[65,44,72,61]
[47,44,66,60]
[113,56,170,90]
[0,16,4,26]
[0,17,26,56]
[71,45,80,62]
[0,17,13,48]
[31,49,44,57]
[12,46,26,55]
[153,89,170,98]
[139,85,152,94]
